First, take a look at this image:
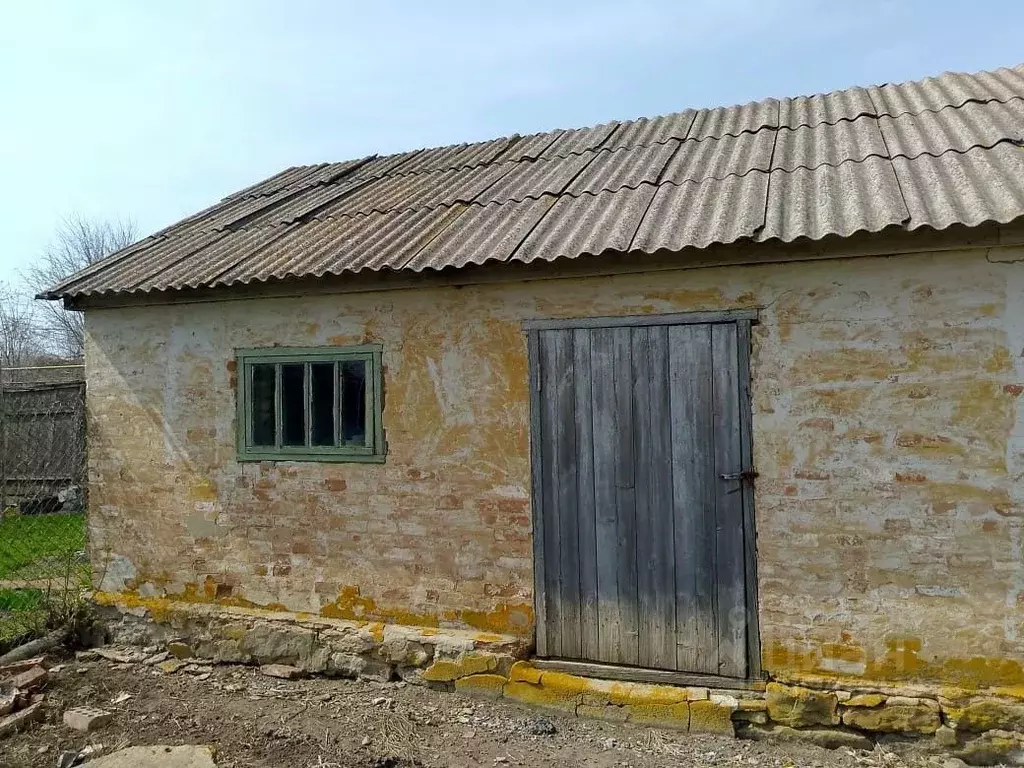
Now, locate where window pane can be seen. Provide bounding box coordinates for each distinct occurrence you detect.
[310,362,336,446]
[340,359,367,446]
[281,363,306,447]
[250,364,276,447]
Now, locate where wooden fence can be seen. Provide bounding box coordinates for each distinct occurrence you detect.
[0,367,86,512]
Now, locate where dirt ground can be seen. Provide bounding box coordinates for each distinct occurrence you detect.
[2,652,951,768]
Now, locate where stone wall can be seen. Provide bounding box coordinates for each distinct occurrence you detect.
[84,243,1024,687]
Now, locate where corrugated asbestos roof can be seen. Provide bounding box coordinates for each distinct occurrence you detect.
[45,63,1024,300]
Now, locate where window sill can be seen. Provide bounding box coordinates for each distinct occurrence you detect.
[236,452,387,464]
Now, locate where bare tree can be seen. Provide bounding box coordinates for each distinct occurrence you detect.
[27,216,137,358]
[0,285,44,368]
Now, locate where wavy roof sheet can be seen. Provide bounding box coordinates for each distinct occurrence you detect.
[45,63,1024,300]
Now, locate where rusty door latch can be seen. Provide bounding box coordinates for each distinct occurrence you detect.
[719,469,759,483]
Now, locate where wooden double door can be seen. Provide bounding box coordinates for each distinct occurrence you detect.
[527,312,759,680]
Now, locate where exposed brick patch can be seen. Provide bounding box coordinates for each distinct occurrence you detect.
[799,418,834,431]
[895,432,952,448]
[793,469,829,481]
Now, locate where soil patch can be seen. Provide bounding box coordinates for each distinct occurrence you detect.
[2,655,946,767]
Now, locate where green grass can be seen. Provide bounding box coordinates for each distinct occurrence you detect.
[0,512,87,580]
[0,588,47,645]
[0,587,44,611]
[0,513,90,649]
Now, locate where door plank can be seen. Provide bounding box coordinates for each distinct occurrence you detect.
[613,328,640,666]
[590,328,623,663]
[668,324,718,674]
[711,323,747,678]
[538,332,563,657]
[632,327,655,668]
[633,326,677,669]
[573,328,600,661]
[648,325,677,670]
[527,331,548,656]
[548,329,582,658]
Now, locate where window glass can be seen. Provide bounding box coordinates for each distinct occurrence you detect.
[310,362,336,446]
[250,364,276,447]
[340,360,367,445]
[281,363,306,446]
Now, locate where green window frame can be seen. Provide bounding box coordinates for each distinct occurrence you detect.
[235,345,385,463]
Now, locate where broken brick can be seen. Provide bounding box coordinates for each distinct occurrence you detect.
[63,706,113,732]
[0,699,45,738]
[10,666,47,692]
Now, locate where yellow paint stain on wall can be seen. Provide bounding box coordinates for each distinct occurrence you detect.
[984,346,1014,373]
[97,585,290,619]
[317,586,533,637]
[450,602,535,635]
[790,349,902,383]
[921,483,1012,514]
[320,586,441,628]
[766,637,1024,690]
[805,388,873,416]
[821,642,866,665]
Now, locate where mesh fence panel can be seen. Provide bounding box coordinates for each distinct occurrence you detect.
[0,366,87,649]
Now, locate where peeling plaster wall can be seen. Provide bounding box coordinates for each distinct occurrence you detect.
[84,245,1024,685]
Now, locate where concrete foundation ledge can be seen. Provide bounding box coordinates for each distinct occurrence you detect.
[95,598,1024,763]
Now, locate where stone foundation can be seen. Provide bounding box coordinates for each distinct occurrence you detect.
[100,599,1024,765]
[98,597,527,684]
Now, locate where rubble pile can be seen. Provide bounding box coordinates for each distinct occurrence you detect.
[0,656,48,739]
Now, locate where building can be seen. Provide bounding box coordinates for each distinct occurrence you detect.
[43,63,1024,747]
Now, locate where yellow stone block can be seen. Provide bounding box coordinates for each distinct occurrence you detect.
[737,699,768,712]
[577,703,630,722]
[957,699,1024,732]
[508,661,543,684]
[689,700,735,735]
[421,660,461,682]
[577,677,688,707]
[421,652,496,682]
[628,702,690,730]
[766,682,839,727]
[504,680,578,713]
[454,673,507,699]
[539,670,589,698]
[842,703,940,734]
[628,682,690,707]
[577,677,627,705]
[845,693,886,708]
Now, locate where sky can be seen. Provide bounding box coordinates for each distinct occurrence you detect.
[2,1,1023,289]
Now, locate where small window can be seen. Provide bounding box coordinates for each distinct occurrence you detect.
[236,345,384,462]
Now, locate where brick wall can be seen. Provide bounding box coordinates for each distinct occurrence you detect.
[84,244,1024,685]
